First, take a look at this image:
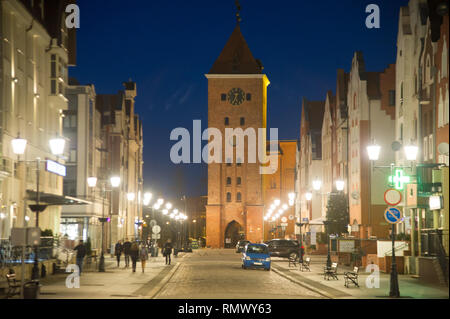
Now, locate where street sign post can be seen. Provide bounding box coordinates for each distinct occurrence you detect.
[152,225,161,234]
[384,188,402,206]
[384,207,402,224]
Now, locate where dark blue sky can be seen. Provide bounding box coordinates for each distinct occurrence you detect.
[71,0,408,200]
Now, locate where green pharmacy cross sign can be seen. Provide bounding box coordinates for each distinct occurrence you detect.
[388,169,410,190]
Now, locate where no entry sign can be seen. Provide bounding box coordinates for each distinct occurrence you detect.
[384,188,402,206]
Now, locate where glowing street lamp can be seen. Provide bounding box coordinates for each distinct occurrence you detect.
[110,176,121,188]
[162,209,169,215]
[11,136,27,155]
[367,142,381,161]
[336,180,345,192]
[87,177,98,188]
[312,178,322,191]
[127,193,136,201]
[305,192,313,201]
[165,202,173,210]
[282,204,288,211]
[49,137,66,155]
[274,199,281,206]
[404,144,419,161]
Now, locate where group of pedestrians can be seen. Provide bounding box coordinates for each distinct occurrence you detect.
[71,238,174,275]
[114,238,174,272]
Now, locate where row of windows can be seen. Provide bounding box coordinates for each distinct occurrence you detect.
[226,192,242,202]
[224,117,245,126]
[226,177,242,186]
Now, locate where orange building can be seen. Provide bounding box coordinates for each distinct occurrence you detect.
[263,140,298,241]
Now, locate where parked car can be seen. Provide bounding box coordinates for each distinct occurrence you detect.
[242,243,271,271]
[235,240,250,253]
[265,239,300,259]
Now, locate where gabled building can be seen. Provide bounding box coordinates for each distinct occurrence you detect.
[347,52,396,239]
[297,98,325,236]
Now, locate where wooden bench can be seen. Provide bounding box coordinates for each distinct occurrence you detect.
[344,266,359,288]
[324,262,338,280]
[300,257,311,272]
[5,274,21,298]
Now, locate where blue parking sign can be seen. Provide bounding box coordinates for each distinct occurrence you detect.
[384,207,402,224]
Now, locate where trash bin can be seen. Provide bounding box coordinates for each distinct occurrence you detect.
[23,281,40,299]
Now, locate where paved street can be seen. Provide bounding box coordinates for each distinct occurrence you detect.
[154,250,323,299]
[31,250,324,299]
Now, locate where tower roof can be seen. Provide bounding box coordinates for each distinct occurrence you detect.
[209,25,263,74]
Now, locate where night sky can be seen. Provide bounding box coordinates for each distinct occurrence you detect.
[70,0,409,201]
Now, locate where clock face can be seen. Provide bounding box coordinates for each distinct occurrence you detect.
[227,88,245,106]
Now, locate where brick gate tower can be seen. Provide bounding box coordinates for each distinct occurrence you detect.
[205,12,270,248]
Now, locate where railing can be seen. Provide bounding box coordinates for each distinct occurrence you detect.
[0,237,56,269]
[421,229,449,286]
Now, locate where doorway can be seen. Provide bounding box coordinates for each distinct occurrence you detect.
[224,220,243,248]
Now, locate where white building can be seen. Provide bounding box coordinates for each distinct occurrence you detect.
[0,0,80,239]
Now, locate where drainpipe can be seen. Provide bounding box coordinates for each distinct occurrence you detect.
[417,37,425,261]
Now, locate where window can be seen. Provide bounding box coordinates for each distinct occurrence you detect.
[237,177,242,186]
[246,93,252,101]
[224,117,229,126]
[236,192,242,202]
[226,193,232,202]
[240,117,245,126]
[400,124,403,142]
[226,177,232,186]
[221,94,227,101]
[389,90,395,106]
[237,158,242,166]
[226,158,232,166]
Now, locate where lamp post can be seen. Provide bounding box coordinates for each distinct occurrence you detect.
[323,220,332,269]
[366,141,418,298]
[87,175,120,272]
[12,135,66,281]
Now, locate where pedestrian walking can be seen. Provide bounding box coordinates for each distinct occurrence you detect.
[123,238,132,268]
[73,240,86,274]
[115,240,123,267]
[163,239,173,265]
[130,241,139,273]
[139,244,149,273]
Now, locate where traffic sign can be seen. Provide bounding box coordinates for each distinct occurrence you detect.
[152,225,161,234]
[384,189,402,206]
[151,234,161,239]
[384,207,402,224]
[281,223,288,227]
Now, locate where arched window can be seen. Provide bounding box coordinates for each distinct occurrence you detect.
[226,193,232,202]
[226,177,232,185]
[224,117,230,126]
[237,177,242,185]
[236,192,242,202]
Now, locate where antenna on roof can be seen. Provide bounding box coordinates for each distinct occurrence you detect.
[235,0,242,24]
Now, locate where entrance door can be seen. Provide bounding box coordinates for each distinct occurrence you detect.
[224,221,243,248]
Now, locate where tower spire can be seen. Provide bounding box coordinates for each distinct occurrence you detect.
[235,0,242,24]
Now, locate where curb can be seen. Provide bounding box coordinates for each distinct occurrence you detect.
[147,262,181,299]
[271,265,334,299]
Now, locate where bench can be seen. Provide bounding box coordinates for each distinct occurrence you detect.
[344,266,359,288]
[5,274,21,298]
[324,262,338,280]
[300,257,311,272]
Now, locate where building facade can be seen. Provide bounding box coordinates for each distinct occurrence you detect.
[0,0,77,238]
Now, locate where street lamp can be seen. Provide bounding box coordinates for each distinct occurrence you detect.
[87,177,98,188]
[48,136,66,156]
[367,142,381,161]
[404,144,419,161]
[110,176,121,188]
[335,180,345,192]
[13,134,67,281]
[323,220,332,268]
[127,192,136,201]
[305,192,313,201]
[312,178,322,191]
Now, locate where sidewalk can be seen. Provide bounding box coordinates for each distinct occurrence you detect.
[272,255,449,299]
[1,253,185,299]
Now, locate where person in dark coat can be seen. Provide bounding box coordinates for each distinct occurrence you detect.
[122,238,132,268]
[163,239,173,265]
[73,240,87,274]
[129,241,139,273]
[115,240,123,267]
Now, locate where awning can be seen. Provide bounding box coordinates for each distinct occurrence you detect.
[26,190,92,206]
[309,216,326,225]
